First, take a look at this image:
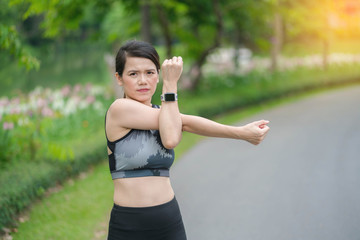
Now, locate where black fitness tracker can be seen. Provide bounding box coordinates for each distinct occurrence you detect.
[161,93,178,102]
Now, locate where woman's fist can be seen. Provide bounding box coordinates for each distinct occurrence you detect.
[161,56,183,84]
[242,120,270,145]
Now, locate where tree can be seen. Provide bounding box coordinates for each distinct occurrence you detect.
[4,0,276,91]
[224,0,272,70]
[271,0,283,72]
[0,0,40,70]
[106,0,226,90]
[178,0,224,90]
[281,0,334,69]
[0,24,40,70]
[140,0,152,42]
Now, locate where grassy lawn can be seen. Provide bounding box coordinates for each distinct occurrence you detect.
[11,162,113,240]
[9,82,360,240]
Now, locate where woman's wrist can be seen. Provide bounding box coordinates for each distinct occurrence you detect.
[162,82,178,93]
[234,126,247,140]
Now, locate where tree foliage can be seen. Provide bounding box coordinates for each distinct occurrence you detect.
[3,0,351,85]
[2,0,275,74]
[279,0,335,68]
[0,0,40,70]
[0,24,40,70]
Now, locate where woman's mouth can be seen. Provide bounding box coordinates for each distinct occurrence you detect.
[137,88,149,93]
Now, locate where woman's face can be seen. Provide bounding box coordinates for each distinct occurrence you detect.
[116,57,159,106]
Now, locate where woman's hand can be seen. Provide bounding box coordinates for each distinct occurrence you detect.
[241,120,270,145]
[161,56,183,85]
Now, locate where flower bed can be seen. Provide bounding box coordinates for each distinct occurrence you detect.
[0,83,112,230]
[0,83,110,166]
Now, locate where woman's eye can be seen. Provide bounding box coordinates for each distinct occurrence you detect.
[130,73,137,76]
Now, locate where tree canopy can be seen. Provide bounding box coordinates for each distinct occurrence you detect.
[1,0,359,88]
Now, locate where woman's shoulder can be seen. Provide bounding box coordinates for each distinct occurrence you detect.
[110,98,131,108]
[107,99,128,120]
[109,98,136,113]
[108,98,157,118]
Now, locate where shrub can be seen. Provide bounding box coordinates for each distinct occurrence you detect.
[0,133,106,230]
[179,64,360,117]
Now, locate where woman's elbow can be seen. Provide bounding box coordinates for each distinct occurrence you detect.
[162,135,182,149]
[163,142,177,150]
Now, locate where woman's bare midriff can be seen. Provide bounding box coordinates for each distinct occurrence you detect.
[113,176,175,207]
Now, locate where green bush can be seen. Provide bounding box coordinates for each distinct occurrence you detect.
[0,133,106,230]
[179,63,360,117]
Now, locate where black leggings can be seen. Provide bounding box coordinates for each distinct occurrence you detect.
[107,197,187,240]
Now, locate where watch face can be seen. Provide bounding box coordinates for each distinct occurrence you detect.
[164,93,176,101]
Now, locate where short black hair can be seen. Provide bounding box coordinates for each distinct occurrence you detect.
[115,40,160,76]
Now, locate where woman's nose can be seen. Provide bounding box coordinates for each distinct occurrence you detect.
[138,74,147,84]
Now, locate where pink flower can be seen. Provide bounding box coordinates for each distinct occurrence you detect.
[86,95,95,104]
[73,84,82,94]
[11,97,20,105]
[37,98,47,108]
[0,97,9,107]
[10,107,21,115]
[85,83,93,92]
[3,122,14,130]
[41,107,54,117]
[61,85,71,97]
[72,96,81,104]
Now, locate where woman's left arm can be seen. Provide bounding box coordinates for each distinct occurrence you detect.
[181,114,270,145]
[159,57,183,149]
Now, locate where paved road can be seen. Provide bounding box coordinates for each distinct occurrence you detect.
[171,85,360,240]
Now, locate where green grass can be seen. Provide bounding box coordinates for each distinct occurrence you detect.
[11,82,360,240]
[12,162,113,240]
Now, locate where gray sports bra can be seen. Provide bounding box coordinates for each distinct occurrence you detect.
[105,104,175,179]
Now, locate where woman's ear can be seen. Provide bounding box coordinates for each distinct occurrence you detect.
[115,72,123,86]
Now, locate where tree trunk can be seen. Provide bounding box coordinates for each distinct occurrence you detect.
[322,3,330,71]
[140,1,151,43]
[270,12,283,72]
[104,53,123,99]
[322,38,329,70]
[187,0,223,91]
[156,4,172,58]
[233,28,241,71]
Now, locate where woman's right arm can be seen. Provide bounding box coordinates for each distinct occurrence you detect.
[181,114,270,145]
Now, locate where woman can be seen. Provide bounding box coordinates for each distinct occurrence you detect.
[105,40,270,240]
